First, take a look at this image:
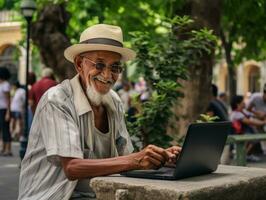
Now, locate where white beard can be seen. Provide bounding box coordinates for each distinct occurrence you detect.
[86,81,110,106]
[85,74,115,106]
[86,84,103,106]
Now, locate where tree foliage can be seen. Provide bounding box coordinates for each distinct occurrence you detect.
[221,0,266,63]
[127,16,216,149]
[220,0,266,98]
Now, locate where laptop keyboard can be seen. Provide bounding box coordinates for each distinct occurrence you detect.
[130,167,175,175]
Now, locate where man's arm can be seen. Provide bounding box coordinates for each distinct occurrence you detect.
[242,117,266,127]
[246,101,254,113]
[61,145,175,180]
[247,103,266,119]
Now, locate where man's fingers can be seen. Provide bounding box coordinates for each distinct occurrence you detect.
[166,151,176,159]
[173,146,182,152]
[147,145,170,161]
[167,146,182,155]
[146,156,162,168]
[137,145,183,169]
[146,149,166,163]
[170,146,182,152]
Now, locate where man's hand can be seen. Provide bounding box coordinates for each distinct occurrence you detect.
[132,145,176,170]
[165,146,182,167]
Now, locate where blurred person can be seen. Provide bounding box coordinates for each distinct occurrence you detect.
[29,67,57,114]
[230,95,266,161]
[10,81,25,140]
[112,74,123,91]
[247,83,266,154]
[214,91,230,164]
[134,76,150,101]
[206,84,229,121]
[118,81,134,112]
[28,71,37,87]
[218,92,230,112]
[18,24,181,200]
[134,76,146,93]
[244,91,252,105]
[27,72,37,130]
[0,67,12,156]
[230,95,266,133]
[247,83,266,120]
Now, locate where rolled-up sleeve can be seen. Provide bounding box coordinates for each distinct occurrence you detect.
[39,102,83,165]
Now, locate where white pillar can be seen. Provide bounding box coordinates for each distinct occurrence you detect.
[260,61,266,90]
[18,46,26,85]
[237,63,244,95]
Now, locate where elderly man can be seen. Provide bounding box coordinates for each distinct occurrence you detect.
[18,24,180,200]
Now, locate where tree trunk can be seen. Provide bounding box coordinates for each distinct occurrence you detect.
[220,29,237,101]
[171,0,222,136]
[31,4,76,81]
[228,66,237,101]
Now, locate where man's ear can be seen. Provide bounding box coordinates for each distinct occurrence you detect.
[74,55,83,73]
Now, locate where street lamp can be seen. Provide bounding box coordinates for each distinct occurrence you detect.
[20,0,36,160]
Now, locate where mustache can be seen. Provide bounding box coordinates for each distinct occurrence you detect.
[92,75,114,85]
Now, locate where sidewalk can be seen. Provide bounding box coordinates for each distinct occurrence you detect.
[0,142,20,200]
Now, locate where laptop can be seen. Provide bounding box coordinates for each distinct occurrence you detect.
[121,121,231,180]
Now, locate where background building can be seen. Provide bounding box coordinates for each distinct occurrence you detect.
[0,10,28,84]
[213,59,266,96]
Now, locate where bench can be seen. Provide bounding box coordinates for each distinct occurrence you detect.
[226,133,266,166]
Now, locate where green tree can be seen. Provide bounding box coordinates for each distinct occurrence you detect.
[26,0,222,137]
[127,17,216,149]
[171,0,222,134]
[220,0,266,99]
[30,0,175,80]
[14,0,266,140]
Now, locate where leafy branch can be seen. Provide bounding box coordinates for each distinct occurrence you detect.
[127,16,216,150]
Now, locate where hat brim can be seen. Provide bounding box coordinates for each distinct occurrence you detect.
[64,44,136,63]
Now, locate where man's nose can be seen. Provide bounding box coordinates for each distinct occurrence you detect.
[101,66,112,79]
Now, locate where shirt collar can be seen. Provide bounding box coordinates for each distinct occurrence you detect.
[70,74,117,115]
[70,74,92,115]
[102,91,116,113]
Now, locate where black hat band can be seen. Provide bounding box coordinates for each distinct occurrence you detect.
[80,38,123,47]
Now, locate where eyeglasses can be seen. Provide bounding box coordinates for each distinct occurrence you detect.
[81,56,123,74]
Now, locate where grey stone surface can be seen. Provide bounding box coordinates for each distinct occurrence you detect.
[90,165,266,200]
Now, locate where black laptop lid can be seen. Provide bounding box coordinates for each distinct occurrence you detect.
[174,121,231,179]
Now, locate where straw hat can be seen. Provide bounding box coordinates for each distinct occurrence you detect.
[64,24,136,62]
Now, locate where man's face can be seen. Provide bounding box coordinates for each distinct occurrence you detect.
[75,50,121,95]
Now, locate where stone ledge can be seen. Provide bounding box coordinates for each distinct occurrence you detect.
[90,165,266,200]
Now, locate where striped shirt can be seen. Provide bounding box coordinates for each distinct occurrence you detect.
[18,75,134,200]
